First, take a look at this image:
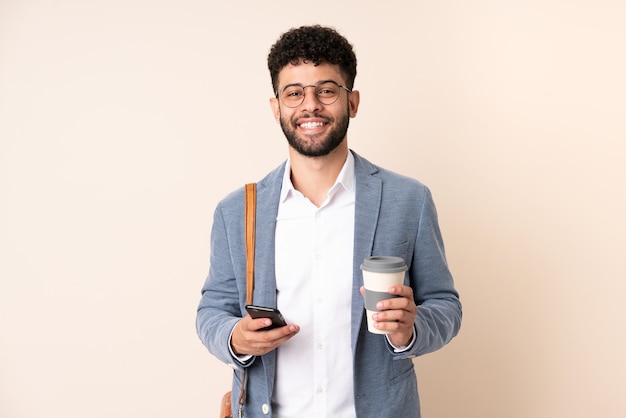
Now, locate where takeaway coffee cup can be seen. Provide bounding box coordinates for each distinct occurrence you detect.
[361,256,408,334]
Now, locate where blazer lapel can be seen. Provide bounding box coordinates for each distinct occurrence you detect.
[350,151,382,351]
[251,164,285,307]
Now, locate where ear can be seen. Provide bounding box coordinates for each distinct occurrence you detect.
[348,90,360,118]
[269,97,280,123]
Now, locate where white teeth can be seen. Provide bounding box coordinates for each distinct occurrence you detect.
[300,122,325,129]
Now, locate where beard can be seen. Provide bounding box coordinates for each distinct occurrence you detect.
[279,106,350,157]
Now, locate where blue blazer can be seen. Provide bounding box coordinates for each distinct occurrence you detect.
[197,150,462,417]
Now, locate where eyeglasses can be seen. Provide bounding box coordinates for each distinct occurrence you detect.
[276,80,352,108]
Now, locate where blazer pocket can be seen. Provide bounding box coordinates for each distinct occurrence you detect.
[389,358,415,386]
[371,241,409,261]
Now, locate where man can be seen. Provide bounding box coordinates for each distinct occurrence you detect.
[196,25,461,418]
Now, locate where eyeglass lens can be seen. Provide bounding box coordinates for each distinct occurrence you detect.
[280,81,345,108]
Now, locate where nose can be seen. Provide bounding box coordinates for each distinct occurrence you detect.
[300,85,322,112]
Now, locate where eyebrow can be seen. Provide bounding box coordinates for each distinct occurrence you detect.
[280,79,338,91]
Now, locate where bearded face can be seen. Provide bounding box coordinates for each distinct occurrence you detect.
[278,104,350,157]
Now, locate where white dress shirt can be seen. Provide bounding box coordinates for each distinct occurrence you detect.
[272,153,356,417]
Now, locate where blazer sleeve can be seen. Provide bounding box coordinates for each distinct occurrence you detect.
[403,186,462,357]
[196,196,250,368]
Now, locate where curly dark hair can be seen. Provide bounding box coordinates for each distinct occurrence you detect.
[268,25,357,94]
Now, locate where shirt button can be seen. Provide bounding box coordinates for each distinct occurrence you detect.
[262,403,270,414]
[316,343,323,350]
[316,387,324,394]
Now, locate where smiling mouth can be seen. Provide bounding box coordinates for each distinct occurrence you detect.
[299,121,327,129]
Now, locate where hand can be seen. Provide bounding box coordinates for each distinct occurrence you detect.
[231,315,300,357]
[360,285,418,347]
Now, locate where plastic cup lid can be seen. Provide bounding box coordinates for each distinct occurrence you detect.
[360,256,408,273]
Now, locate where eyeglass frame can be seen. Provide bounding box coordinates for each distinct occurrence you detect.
[275,79,352,108]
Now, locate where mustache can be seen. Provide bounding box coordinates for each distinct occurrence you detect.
[295,113,333,122]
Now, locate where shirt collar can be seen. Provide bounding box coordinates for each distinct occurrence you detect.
[280,151,355,203]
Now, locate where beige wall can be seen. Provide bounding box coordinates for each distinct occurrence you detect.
[1,1,624,417]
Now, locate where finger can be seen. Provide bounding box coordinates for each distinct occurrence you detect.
[248,317,274,331]
[373,310,406,324]
[376,295,415,312]
[388,285,413,298]
[264,323,300,338]
[250,323,300,345]
[250,325,300,353]
[372,315,404,333]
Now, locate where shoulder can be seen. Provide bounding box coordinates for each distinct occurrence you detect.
[352,150,430,197]
[215,160,287,212]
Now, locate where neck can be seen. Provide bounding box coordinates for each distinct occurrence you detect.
[288,143,349,207]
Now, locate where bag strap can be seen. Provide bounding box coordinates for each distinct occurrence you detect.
[237,182,256,417]
[244,183,256,305]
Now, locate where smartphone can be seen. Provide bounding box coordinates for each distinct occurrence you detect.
[245,305,287,330]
